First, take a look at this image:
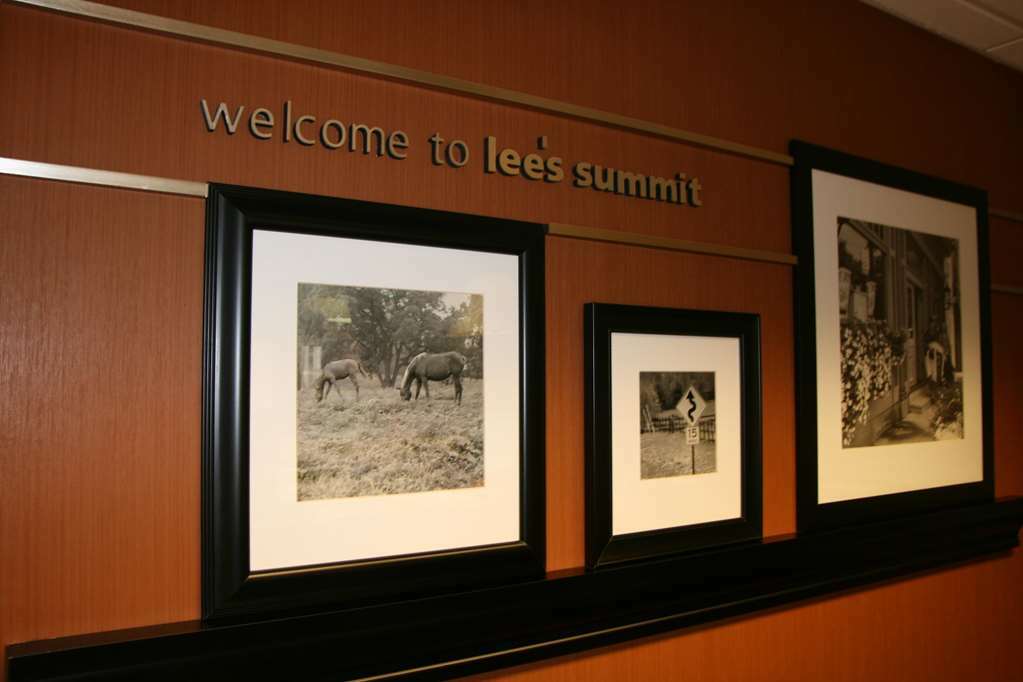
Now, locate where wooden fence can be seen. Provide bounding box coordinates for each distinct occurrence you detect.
[642,411,716,442]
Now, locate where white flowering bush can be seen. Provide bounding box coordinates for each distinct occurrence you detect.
[840,322,903,446]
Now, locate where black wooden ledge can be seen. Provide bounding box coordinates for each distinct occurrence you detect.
[7,498,1022,682]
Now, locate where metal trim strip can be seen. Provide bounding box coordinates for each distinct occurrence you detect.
[991,208,1023,224]
[992,284,1023,296]
[9,0,793,166]
[5,157,1019,278]
[0,157,208,197]
[548,222,799,265]
[7,1,1023,223]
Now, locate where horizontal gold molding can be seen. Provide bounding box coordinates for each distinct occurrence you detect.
[3,156,1020,292]
[10,0,793,167]
[549,223,799,266]
[992,284,1023,296]
[0,155,796,266]
[991,208,1023,224]
[10,0,1022,225]
[0,157,208,197]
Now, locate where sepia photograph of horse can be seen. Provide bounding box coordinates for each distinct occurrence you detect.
[296,282,483,501]
[639,371,716,479]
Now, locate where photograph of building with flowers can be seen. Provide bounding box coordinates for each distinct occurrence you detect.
[837,217,964,449]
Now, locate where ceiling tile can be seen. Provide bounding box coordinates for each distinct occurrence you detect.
[862,0,1021,49]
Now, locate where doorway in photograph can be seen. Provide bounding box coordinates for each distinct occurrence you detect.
[639,371,716,478]
[297,282,484,501]
[837,217,963,449]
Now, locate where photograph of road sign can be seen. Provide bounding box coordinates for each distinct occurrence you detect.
[677,384,707,425]
[640,371,716,479]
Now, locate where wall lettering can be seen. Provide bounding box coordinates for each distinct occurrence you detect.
[200,99,704,207]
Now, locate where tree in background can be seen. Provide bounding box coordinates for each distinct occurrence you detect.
[347,287,447,388]
[297,283,354,388]
[444,295,483,378]
[640,371,715,420]
[298,284,484,389]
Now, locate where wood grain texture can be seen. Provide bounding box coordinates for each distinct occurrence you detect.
[74,0,1023,213]
[0,176,204,679]
[989,217,1023,289]
[546,238,794,570]
[481,552,1023,681]
[0,4,791,256]
[0,1,1020,681]
[992,294,1023,499]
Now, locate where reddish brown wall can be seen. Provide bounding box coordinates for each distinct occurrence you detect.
[1,1,1020,680]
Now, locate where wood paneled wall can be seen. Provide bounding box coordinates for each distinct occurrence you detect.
[0,177,205,652]
[0,1,1020,680]
[546,240,796,562]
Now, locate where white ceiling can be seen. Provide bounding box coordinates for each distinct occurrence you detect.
[860,0,1023,72]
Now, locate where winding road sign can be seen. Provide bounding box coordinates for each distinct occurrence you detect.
[676,385,707,426]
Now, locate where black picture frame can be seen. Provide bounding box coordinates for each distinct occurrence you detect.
[791,141,994,534]
[203,184,546,620]
[584,303,762,568]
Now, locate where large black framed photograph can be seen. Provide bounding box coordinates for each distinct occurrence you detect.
[791,141,994,533]
[585,304,762,568]
[203,185,545,619]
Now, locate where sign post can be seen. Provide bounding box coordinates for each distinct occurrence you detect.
[676,385,707,475]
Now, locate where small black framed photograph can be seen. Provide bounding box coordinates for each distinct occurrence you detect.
[203,184,545,619]
[584,303,762,569]
[791,141,994,533]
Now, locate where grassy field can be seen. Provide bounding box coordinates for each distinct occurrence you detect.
[640,431,716,479]
[297,378,483,501]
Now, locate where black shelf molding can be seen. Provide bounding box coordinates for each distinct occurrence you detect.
[7,498,1022,682]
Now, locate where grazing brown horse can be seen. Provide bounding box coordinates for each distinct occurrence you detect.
[315,359,365,403]
[399,351,467,405]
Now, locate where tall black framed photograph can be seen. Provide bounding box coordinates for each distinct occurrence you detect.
[203,185,545,619]
[791,141,994,533]
[585,304,762,569]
